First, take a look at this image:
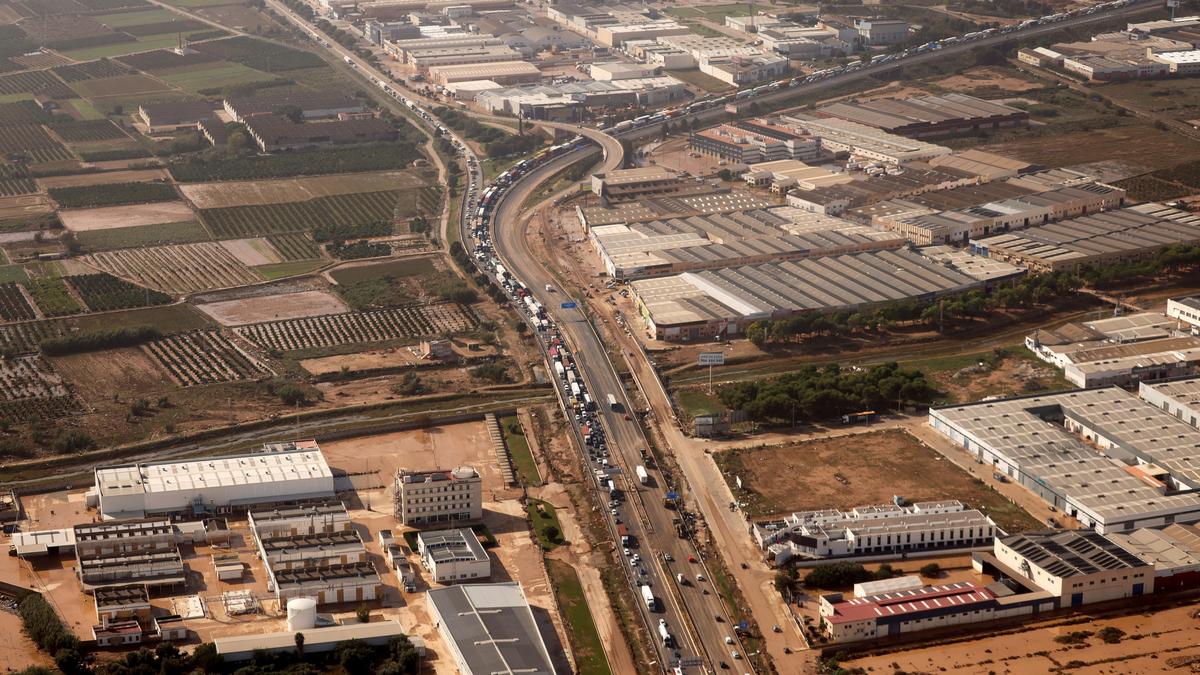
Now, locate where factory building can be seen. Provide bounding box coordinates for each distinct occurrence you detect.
[854,18,908,45]
[816,93,1029,139]
[589,206,903,279]
[408,44,524,69]
[74,519,186,593]
[819,582,1000,643]
[394,466,482,527]
[700,53,789,86]
[1026,312,1200,387]
[689,121,820,164]
[216,621,416,662]
[622,39,695,69]
[384,35,503,62]
[782,115,952,164]
[589,61,659,80]
[249,500,380,605]
[1141,376,1200,429]
[1168,296,1200,332]
[590,166,684,202]
[929,387,1200,534]
[474,77,686,118]
[632,246,1021,341]
[594,20,691,47]
[752,501,996,565]
[994,530,1154,606]
[428,583,558,675]
[580,190,775,227]
[90,440,335,520]
[222,95,365,124]
[1107,523,1200,591]
[417,528,492,583]
[428,60,541,85]
[971,203,1200,272]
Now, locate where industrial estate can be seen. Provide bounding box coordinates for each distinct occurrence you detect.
[4,0,1200,672]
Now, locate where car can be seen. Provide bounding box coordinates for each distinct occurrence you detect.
[663,553,673,562]
[719,662,729,670]
[714,614,723,622]
[611,508,618,516]
[623,547,631,556]
[688,555,697,563]
[624,414,631,420]
[696,574,705,582]
[783,647,792,654]
[772,625,781,633]
[724,636,734,645]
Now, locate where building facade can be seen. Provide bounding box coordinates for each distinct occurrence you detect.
[394,467,483,527]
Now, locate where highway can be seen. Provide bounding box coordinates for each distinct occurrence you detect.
[490,150,745,674]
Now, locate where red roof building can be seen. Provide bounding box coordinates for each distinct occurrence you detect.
[819,581,998,643]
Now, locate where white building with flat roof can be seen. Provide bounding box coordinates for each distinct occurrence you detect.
[91,440,335,520]
[395,466,483,527]
[418,528,491,583]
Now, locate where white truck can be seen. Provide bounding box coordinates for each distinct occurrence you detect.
[607,393,620,411]
[636,465,650,486]
[640,584,657,610]
[658,619,673,647]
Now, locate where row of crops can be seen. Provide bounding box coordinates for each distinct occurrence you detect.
[85,242,261,294]
[0,70,75,99]
[143,330,272,387]
[0,274,171,322]
[235,303,477,352]
[52,58,134,82]
[0,355,80,421]
[50,119,128,143]
[199,190,401,239]
[0,177,36,197]
[68,273,172,311]
[0,123,73,163]
[266,233,322,261]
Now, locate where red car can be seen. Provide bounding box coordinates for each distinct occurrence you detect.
[688,555,697,563]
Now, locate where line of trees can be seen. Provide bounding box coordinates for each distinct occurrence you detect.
[717,362,936,423]
[40,325,161,356]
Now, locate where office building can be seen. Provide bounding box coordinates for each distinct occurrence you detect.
[394,466,483,527]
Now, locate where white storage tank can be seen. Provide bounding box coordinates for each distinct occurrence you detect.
[286,597,317,631]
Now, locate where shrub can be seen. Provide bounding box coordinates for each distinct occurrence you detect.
[469,363,510,383]
[40,326,161,356]
[804,562,874,589]
[919,563,942,578]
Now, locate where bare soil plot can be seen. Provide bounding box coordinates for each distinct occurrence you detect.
[0,611,52,671]
[36,167,166,189]
[299,347,421,375]
[178,171,428,209]
[982,122,1200,171]
[196,289,349,326]
[715,429,1041,533]
[219,237,281,266]
[58,201,196,231]
[83,241,261,294]
[0,194,53,220]
[931,66,1043,94]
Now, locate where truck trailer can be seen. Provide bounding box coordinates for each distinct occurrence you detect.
[636,465,650,486]
[640,584,657,611]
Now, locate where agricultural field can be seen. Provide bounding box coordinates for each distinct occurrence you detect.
[197,289,348,325]
[83,241,261,294]
[0,281,35,321]
[51,59,134,82]
[58,201,196,231]
[67,73,171,99]
[49,181,177,208]
[0,176,36,197]
[36,168,166,189]
[177,171,429,209]
[192,36,324,72]
[234,302,478,352]
[0,319,67,354]
[198,190,403,238]
[0,69,76,99]
[155,61,279,93]
[74,220,210,251]
[143,329,271,386]
[116,48,219,71]
[47,119,127,143]
[0,354,79,422]
[218,237,282,266]
[168,143,424,182]
[24,277,81,316]
[66,272,171,311]
[0,124,73,163]
[266,233,321,261]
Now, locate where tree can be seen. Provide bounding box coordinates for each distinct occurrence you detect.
[356,604,370,623]
[295,631,305,656]
[717,168,733,181]
[337,639,376,675]
[544,525,560,542]
[227,130,251,151]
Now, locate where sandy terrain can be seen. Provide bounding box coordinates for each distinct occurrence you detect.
[36,168,167,189]
[196,289,349,325]
[58,201,196,231]
[300,348,421,375]
[179,171,428,209]
[220,238,282,267]
[0,194,53,221]
[935,67,1043,93]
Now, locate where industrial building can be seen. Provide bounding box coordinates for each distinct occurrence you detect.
[74,518,186,593]
[1141,376,1200,428]
[474,76,686,118]
[854,18,908,45]
[926,149,1036,181]
[408,44,524,69]
[1026,312,1200,387]
[394,466,482,527]
[971,203,1200,272]
[873,182,1127,246]
[752,501,996,565]
[816,93,1029,139]
[588,206,903,279]
[631,246,1021,341]
[1107,523,1200,591]
[993,530,1154,605]
[782,115,952,164]
[249,500,380,605]
[689,121,820,164]
[589,61,660,80]
[428,60,541,85]
[427,583,558,675]
[743,160,854,192]
[417,528,491,583]
[700,53,789,86]
[590,166,685,202]
[216,621,416,661]
[384,35,503,62]
[580,189,775,227]
[90,440,335,520]
[929,387,1200,534]
[622,39,695,69]
[138,101,216,134]
[819,582,1002,643]
[1168,296,1200,331]
[222,95,366,124]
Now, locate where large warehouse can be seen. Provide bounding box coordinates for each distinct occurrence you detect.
[428,583,557,675]
[816,93,1029,138]
[930,386,1200,534]
[90,440,336,520]
[589,207,904,278]
[780,115,952,164]
[631,246,1022,341]
[971,202,1200,271]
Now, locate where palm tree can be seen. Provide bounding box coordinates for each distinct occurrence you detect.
[295,632,305,658]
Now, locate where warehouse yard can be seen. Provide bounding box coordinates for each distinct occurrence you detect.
[716,429,1041,533]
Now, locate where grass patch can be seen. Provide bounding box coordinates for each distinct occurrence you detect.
[157,62,278,92]
[329,257,436,286]
[674,389,725,419]
[546,559,611,675]
[666,69,736,93]
[254,259,326,280]
[501,414,541,486]
[526,498,563,550]
[72,303,209,332]
[0,264,28,284]
[75,221,211,252]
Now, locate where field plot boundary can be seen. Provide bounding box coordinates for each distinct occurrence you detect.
[143,329,273,386]
[83,241,262,294]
